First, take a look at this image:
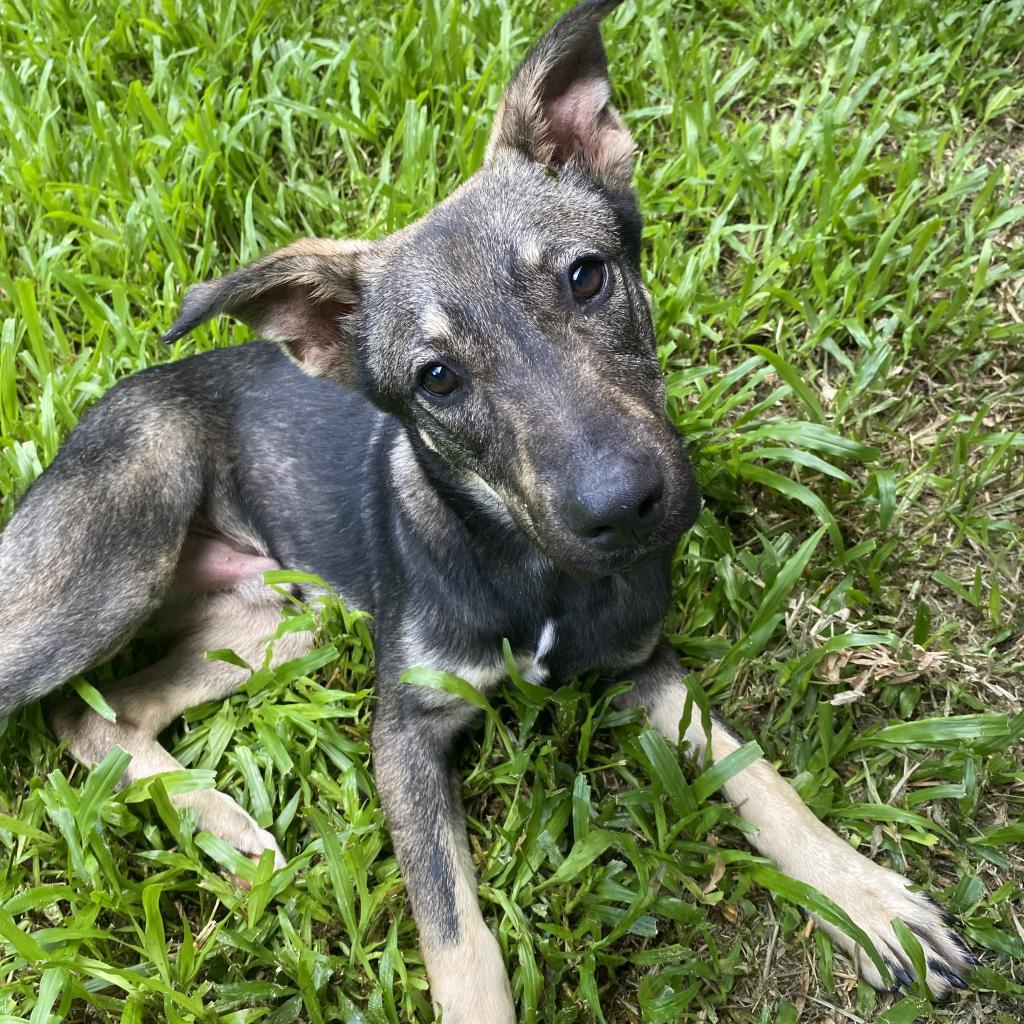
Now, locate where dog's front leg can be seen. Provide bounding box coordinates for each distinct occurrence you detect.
[373,678,515,1024]
[615,642,976,996]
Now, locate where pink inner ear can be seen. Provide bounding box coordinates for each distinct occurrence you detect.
[258,289,351,352]
[544,75,612,163]
[252,287,357,381]
[248,287,354,377]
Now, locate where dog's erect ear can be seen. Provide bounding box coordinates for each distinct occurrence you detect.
[162,238,374,384]
[485,0,633,189]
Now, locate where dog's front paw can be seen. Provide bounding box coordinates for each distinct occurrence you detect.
[814,857,976,997]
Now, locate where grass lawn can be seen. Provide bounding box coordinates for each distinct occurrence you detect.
[1,0,1022,1020]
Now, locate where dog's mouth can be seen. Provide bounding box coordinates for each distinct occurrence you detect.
[549,501,699,577]
[550,535,675,578]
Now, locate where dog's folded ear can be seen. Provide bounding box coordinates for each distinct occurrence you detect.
[162,238,374,384]
[486,0,633,190]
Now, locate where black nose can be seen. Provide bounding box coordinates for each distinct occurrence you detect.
[565,452,666,548]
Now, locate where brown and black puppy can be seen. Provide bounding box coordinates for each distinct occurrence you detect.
[0,2,975,1019]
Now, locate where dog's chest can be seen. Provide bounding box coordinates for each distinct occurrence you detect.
[511,605,660,684]
[527,576,666,680]
[410,560,670,691]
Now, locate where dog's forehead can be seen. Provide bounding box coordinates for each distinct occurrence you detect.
[397,162,626,285]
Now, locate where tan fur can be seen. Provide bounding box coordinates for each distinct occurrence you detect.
[458,469,514,521]
[51,584,312,865]
[516,234,545,268]
[389,432,448,536]
[419,303,453,340]
[645,684,974,998]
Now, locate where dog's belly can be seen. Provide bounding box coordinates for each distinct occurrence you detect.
[172,532,281,593]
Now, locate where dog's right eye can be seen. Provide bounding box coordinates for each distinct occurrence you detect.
[568,258,607,303]
[419,362,461,397]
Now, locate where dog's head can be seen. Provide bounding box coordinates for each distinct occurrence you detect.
[166,0,700,577]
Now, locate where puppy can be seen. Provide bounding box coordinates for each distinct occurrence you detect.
[0,2,976,1019]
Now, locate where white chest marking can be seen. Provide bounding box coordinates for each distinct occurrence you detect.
[520,619,556,685]
[404,619,558,702]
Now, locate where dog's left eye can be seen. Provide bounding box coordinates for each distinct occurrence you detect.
[419,362,461,397]
[568,258,607,303]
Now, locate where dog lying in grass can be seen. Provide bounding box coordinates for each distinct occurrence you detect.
[0,0,977,1018]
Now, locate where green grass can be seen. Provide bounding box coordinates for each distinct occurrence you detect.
[1,0,1023,1020]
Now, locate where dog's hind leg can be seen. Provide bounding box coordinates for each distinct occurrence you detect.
[0,383,204,715]
[50,578,313,866]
